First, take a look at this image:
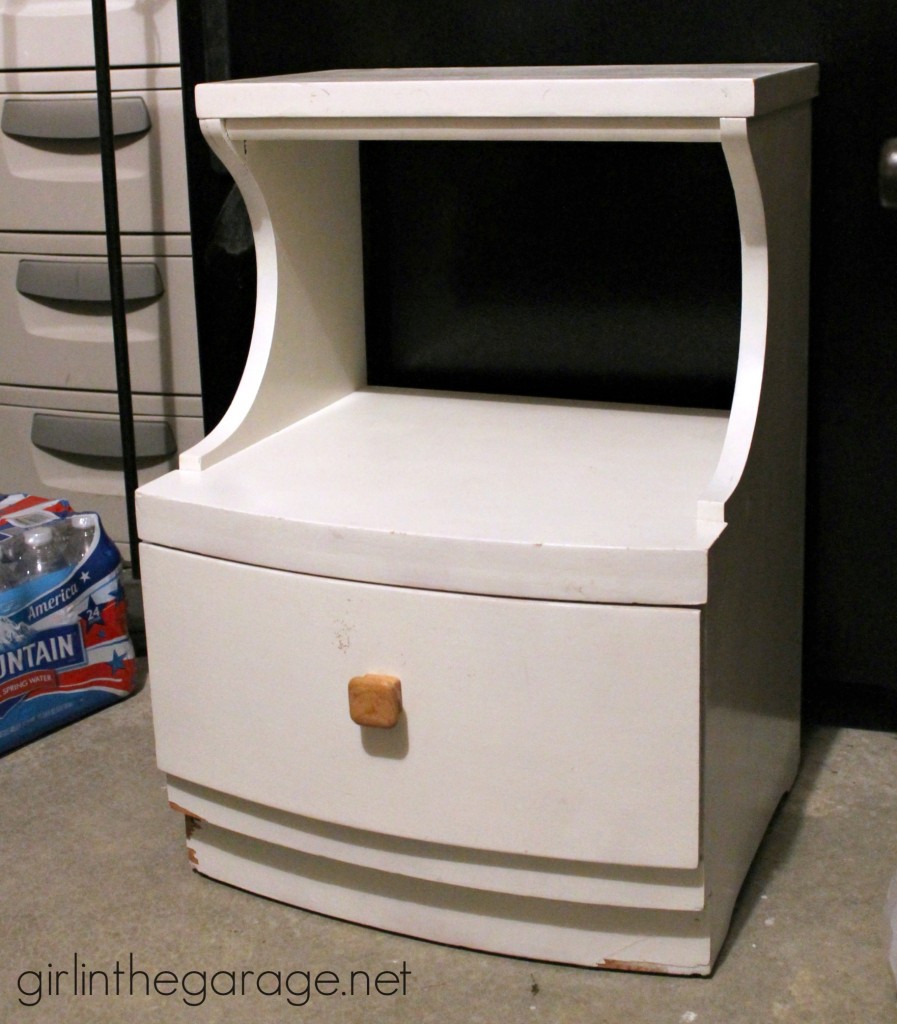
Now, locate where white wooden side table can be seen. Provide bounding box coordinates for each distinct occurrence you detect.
[137,64,818,975]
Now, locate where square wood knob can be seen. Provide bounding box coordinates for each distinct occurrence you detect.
[348,674,403,728]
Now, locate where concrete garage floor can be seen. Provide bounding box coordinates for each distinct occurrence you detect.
[2,663,896,1024]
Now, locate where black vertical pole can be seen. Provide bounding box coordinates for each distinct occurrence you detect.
[90,0,141,579]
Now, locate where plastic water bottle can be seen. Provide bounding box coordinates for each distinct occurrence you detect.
[0,515,98,595]
[64,513,97,562]
[20,524,70,582]
[0,532,26,591]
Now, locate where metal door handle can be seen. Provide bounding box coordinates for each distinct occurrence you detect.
[880,139,897,208]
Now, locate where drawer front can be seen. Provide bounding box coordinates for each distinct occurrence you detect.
[144,546,702,869]
[0,86,188,232]
[0,0,180,70]
[0,241,199,394]
[0,390,203,559]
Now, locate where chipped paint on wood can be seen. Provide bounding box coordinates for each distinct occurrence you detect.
[599,959,678,975]
[169,799,203,848]
[168,799,203,821]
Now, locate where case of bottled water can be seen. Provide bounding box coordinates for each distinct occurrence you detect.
[0,493,135,754]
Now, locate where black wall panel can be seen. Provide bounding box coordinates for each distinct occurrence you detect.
[360,140,741,408]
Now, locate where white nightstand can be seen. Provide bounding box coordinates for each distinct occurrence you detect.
[138,64,817,975]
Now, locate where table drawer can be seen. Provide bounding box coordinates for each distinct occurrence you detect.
[0,0,180,70]
[0,385,202,559]
[144,545,702,870]
[0,233,199,394]
[0,68,188,233]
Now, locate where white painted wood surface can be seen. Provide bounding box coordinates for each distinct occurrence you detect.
[146,544,702,869]
[137,64,816,975]
[180,128,366,472]
[701,101,811,949]
[187,820,715,974]
[195,64,818,120]
[138,388,727,603]
[167,777,707,911]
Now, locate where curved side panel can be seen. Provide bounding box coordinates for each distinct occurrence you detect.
[179,122,366,472]
[178,119,279,471]
[699,107,811,525]
[698,118,769,521]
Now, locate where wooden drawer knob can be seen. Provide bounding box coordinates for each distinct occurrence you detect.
[348,674,403,728]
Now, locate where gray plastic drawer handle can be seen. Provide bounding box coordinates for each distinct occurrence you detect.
[1,96,150,140]
[31,414,176,460]
[16,260,164,304]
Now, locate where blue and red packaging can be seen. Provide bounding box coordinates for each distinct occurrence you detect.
[0,493,136,754]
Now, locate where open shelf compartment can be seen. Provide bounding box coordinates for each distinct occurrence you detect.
[139,387,728,602]
[139,65,817,603]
